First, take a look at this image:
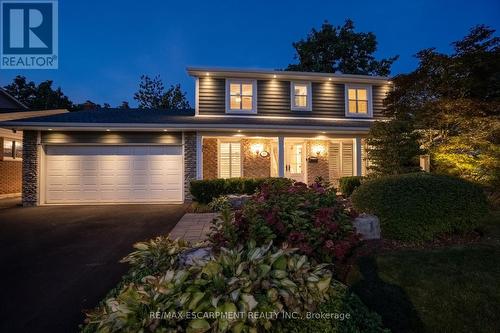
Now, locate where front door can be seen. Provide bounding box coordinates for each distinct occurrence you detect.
[285,141,306,182]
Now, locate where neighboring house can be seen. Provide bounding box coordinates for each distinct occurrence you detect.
[0,88,68,198]
[0,68,391,206]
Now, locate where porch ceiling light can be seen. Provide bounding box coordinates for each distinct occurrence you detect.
[312,144,325,156]
[251,143,264,155]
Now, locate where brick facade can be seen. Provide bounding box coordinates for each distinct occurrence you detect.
[202,138,218,179]
[22,131,39,206]
[242,138,272,178]
[183,132,197,201]
[306,140,330,184]
[0,160,22,195]
[202,138,273,179]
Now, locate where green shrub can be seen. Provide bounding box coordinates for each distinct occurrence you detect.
[190,177,289,203]
[339,176,364,197]
[351,173,489,242]
[274,281,389,333]
[83,241,333,333]
[190,178,227,203]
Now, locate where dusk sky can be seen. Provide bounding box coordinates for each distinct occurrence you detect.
[0,0,499,107]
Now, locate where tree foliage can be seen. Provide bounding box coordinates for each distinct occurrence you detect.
[384,25,500,187]
[134,75,190,109]
[366,120,423,176]
[286,19,398,76]
[3,75,73,110]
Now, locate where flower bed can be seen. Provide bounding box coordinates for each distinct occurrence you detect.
[210,179,360,264]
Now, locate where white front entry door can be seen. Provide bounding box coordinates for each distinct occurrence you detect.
[44,145,183,204]
[285,142,306,183]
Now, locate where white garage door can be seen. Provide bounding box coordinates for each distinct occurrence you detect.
[44,145,183,204]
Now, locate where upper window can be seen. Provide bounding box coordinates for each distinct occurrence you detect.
[345,85,372,117]
[226,79,257,114]
[291,82,312,111]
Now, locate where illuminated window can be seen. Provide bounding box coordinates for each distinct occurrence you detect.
[219,141,241,178]
[291,82,312,111]
[2,138,22,160]
[345,85,372,117]
[226,80,256,113]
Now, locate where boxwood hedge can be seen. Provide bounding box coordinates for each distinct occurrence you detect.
[351,173,488,242]
[190,177,290,203]
[339,176,365,196]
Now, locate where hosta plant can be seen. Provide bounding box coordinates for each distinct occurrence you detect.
[83,242,332,333]
[120,237,192,280]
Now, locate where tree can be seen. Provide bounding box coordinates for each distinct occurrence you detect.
[134,75,190,109]
[118,101,130,109]
[134,75,164,109]
[286,19,398,76]
[3,75,73,109]
[384,25,500,187]
[366,120,423,176]
[162,84,190,109]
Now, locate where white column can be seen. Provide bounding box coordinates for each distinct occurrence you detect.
[278,136,285,177]
[196,132,203,179]
[354,137,362,176]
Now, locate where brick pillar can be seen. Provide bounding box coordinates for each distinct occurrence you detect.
[22,131,39,207]
[184,131,197,202]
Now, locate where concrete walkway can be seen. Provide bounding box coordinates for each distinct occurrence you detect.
[169,213,218,242]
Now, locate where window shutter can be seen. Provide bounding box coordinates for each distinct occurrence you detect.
[341,142,353,177]
[230,143,241,177]
[219,142,241,178]
[219,143,231,178]
[328,142,341,180]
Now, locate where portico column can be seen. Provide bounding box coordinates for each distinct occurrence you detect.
[354,137,362,176]
[278,136,285,177]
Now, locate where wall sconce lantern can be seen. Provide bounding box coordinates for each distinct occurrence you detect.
[250,143,264,155]
[312,144,325,156]
[308,144,325,163]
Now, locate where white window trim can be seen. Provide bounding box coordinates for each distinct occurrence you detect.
[344,84,373,118]
[225,79,257,114]
[290,81,312,111]
[217,139,242,178]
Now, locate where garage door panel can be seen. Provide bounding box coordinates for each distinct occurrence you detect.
[45,145,183,204]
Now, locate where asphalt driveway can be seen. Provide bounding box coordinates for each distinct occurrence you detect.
[0,199,188,333]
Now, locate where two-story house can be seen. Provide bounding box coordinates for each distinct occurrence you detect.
[0,68,391,206]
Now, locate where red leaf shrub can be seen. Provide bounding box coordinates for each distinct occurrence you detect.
[210,178,360,264]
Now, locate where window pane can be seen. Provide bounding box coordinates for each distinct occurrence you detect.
[357,89,367,100]
[358,101,368,113]
[3,140,13,158]
[14,141,22,159]
[348,101,357,113]
[230,83,241,95]
[348,88,356,100]
[230,96,241,109]
[241,96,253,110]
[241,84,253,96]
[295,95,307,107]
[294,84,307,96]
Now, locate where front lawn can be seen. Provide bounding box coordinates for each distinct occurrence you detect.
[346,213,500,333]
